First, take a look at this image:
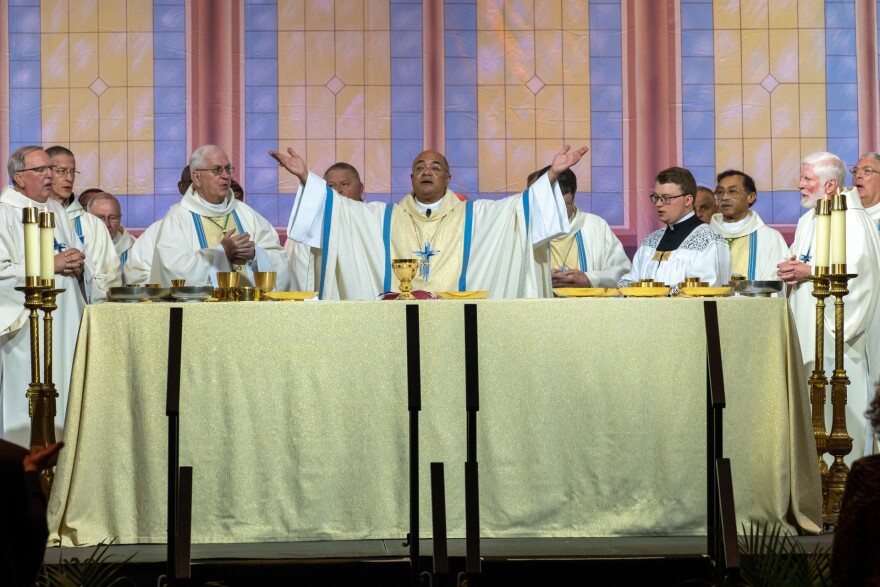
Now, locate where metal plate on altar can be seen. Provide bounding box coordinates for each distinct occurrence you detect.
[109,286,149,302]
[733,280,783,297]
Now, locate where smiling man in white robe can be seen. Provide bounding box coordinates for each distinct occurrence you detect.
[777,151,880,463]
[709,169,788,282]
[271,145,589,299]
[0,146,89,447]
[150,145,289,289]
[618,166,730,290]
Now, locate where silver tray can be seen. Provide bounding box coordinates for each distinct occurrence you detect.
[170,285,214,302]
[733,280,784,297]
[109,286,149,303]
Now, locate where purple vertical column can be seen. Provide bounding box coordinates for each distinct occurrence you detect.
[390,1,424,202]
[244,0,279,225]
[444,0,477,198]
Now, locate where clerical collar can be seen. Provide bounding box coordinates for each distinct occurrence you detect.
[413,197,441,217]
[668,211,697,228]
[656,212,702,252]
[196,194,230,214]
[721,214,750,232]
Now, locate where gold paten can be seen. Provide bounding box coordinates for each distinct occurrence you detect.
[392,259,418,300]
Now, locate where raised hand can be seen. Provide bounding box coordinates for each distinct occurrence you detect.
[549,144,590,184]
[269,147,308,183]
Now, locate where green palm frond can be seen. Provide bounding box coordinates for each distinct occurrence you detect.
[35,539,136,587]
[737,520,832,587]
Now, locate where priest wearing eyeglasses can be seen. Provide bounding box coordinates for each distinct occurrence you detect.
[708,169,788,283]
[618,166,730,291]
[0,146,89,446]
[853,153,880,231]
[271,144,589,299]
[45,146,121,301]
[150,145,289,289]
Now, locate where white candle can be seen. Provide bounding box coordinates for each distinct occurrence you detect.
[23,206,40,278]
[814,202,831,269]
[39,208,55,282]
[831,191,847,266]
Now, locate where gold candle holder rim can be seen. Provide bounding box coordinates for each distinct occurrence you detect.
[38,209,55,228]
[23,206,39,223]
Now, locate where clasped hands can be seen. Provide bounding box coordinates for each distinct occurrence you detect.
[54,249,86,277]
[221,229,256,263]
[551,268,592,288]
[776,255,811,285]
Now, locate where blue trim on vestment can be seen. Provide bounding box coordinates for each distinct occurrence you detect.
[318,186,334,300]
[523,188,531,235]
[575,231,587,272]
[191,211,208,248]
[231,210,244,234]
[74,216,84,245]
[458,200,474,291]
[747,231,757,280]
[382,204,393,292]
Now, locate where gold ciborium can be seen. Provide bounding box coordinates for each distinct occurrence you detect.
[216,271,240,289]
[392,258,418,301]
[253,271,277,294]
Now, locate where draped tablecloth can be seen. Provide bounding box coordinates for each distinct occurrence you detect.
[46,297,821,545]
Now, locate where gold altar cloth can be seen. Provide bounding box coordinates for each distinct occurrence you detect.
[46,298,821,545]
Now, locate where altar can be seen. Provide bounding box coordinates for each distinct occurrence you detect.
[46,297,821,546]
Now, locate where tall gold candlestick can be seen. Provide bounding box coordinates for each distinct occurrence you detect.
[37,282,65,494]
[805,274,830,501]
[823,271,856,529]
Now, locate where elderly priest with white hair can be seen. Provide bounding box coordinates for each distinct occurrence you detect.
[150,145,289,290]
[271,144,589,299]
[0,146,88,446]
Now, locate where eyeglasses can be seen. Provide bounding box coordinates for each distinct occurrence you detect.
[94,215,121,224]
[54,167,80,178]
[650,193,686,205]
[18,165,55,175]
[413,164,448,176]
[194,165,235,176]
[713,187,747,198]
[850,166,880,177]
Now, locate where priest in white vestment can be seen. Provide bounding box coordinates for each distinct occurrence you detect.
[123,220,161,286]
[285,163,363,292]
[851,152,880,450]
[526,166,631,288]
[45,146,121,301]
[0,146,89,446]
[272,145,589,300]
[618,167,730,291]
[87,193,136,282]
[709,169,788,282]
[853,152,880,234]
[777,151,880,463]
[151,145,289,289]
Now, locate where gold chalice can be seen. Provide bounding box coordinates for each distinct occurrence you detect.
[253,271,277,294]
[392,258,418,301]
[216,271,240,289]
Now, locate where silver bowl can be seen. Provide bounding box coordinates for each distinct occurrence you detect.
[733,280,784,297]
[109,286,149,303]
[170,285,214,302]
[144,287,171,300]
